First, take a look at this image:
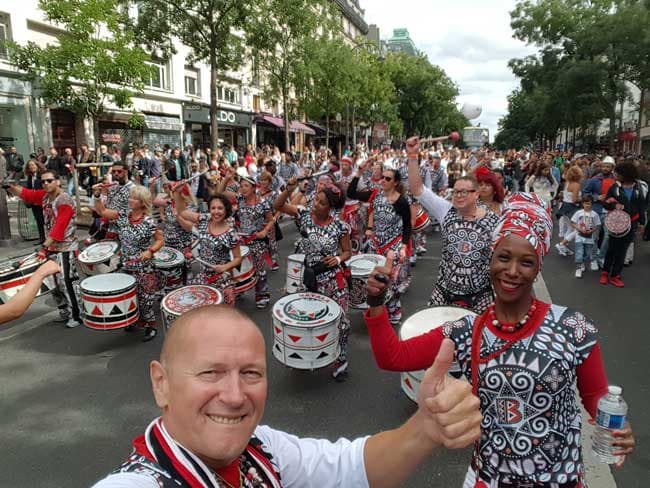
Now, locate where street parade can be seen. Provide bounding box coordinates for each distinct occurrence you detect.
[0,0,648,487]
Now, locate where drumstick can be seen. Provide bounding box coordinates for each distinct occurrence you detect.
[297,170,329,181]
[12,251,39,270]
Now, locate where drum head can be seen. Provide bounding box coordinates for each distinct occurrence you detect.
[79,241,119,263]
[162,285,223,314]
[605,210,631,236]
[400,306,477,340]
[347,254,385,277]
[239,245,250,258]
[153,247,185,268]
[81,273,136,293]
[273,292,341,327]
[288,254,305,263]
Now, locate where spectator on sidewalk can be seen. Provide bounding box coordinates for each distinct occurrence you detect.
[572,195,601,278]
[6,146,25,180]
[23,159,47,243]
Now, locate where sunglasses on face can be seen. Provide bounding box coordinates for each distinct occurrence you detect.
[383,176,393,182]
[452,189,477,197]
[111,169,125,174]
[41,178,57,184]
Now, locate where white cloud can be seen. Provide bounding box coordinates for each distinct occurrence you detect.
[361,0,537,140]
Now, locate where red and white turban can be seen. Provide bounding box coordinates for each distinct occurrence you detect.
[492,192,553,269]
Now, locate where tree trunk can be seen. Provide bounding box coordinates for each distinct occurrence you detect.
[352,105,357,148]
[572,126,576,152]
[636,90,645,154]
[283,93,290,153]
[608,112,617,155]
[210,52,220,152]
[345,104,349,148]
[325,117,330,154]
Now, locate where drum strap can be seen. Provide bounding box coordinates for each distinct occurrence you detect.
[371,235,402,256]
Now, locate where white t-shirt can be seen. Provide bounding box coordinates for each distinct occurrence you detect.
[413,186,452,224]
[571,209,601,243]
[91,425,369,488]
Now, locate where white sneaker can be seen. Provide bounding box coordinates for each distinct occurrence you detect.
[65,318,81,328]
[555,243,568,256]
[589,261,599,271]
[575,267,583,279]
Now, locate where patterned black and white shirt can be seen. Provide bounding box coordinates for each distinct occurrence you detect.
[236,194,272,237]
[162,202,197,250]
[116,210,158,272]
[195,214,239,267]
[295,207,348,269]
[443,304,598,486]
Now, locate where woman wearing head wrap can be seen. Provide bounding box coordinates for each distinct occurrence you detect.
[363,194,635,487]
[274,177,353,381]
[218,168,274,309]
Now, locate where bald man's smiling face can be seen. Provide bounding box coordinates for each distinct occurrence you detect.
[150,310,267,469]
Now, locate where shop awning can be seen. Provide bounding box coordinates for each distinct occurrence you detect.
[256,115,315,135]
[306,122,340,138]
[144,115,183,132]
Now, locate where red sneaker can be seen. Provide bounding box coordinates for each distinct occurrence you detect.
[599,272,609,285]
[610,276,625,288]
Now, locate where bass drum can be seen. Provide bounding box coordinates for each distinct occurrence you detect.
[399,306,477,402]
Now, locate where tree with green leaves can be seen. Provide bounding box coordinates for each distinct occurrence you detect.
[297,37,357,150]
[8,0,152,158]
[249,0,336,151]
[128,0,256,151]
[382,52,460,138]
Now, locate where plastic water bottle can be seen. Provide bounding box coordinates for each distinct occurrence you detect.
[592,385,628,464]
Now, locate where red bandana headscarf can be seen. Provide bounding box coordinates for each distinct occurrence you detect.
[492,193,553,270]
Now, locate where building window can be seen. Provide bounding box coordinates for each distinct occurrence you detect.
[253,95,261,112]
[0,12,11,59]
[146,60,170,91]
[217,85,240,105]
[184,67,200,96]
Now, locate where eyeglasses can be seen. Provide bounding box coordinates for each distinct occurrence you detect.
[383,176,394,182]
[41,178,56,184]
[452,189,477,197]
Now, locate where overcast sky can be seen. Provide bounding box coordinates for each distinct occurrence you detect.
[362,0,538,140]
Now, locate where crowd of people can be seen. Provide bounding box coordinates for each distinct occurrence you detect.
[0,135,643,487]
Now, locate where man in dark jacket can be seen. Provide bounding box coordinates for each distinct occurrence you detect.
[165,147,188,181]
[6,146,25,179]
[45,147,63,174]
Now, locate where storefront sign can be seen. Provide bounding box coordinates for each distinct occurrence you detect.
[102,133,122,143]
[183,104,252,128]
[144,115,183,132]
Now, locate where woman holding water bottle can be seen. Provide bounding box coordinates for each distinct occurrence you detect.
[364,185,635,487]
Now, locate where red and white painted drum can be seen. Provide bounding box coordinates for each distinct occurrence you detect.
[77,240,120,276]
[80,273,139,330]
[285,254,305,294]
[343,202,361,253]
[161,285,223,330]
[0,254,56,304]
[271,292,341,369]
[399,306,476,402]
[152,247,185,291]
[232,245,256,294]
[413,207,431,233]
[346,254,386,309]
[604,209,631,238]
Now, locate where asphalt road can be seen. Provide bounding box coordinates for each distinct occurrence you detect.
[0,224,647,487]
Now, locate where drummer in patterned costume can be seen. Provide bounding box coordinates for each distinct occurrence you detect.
[5,170,82,328]
[154,183,198,282]
[218,170,274,309]
[274,178,353,381]
[337,155,363,254]
[94,185,164,341]
[407,137,499,314]
[348,163,411,325]
[102,161,135,240]
[257,171,281,271]
[173,189,242,305]
[364,193,636,487]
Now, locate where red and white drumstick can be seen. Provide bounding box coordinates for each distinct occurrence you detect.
[12,250,45,270]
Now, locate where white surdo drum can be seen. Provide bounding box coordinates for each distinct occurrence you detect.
[285,254,305,294]
[161,285,223,330]
[0,254,56,304]
[271,292,341,370]
[80,273,139,330]
[152,246,186,292]
[232,245,257,294]
[347,254,386,309]
[77,240,121,276]
[399,306,477,402]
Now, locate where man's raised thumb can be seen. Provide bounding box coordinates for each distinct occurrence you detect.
[421,339,455,398]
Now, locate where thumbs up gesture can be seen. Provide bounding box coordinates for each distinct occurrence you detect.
[417,339,482,449]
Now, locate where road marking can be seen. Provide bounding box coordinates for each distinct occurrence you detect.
[534,273,616,488]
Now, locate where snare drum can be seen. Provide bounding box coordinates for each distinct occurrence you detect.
[413,207,431,233]
[0,254,56,304]
[161,285,223,330]
[80,273,139,330]
[232,245,257,294]
[77,240,121,276]
[347,254,386,309]
[604,209,631,238]
[285,254,305,294]
[399,306,477,402]
[272,292,341,369]
[153,247,186,291]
